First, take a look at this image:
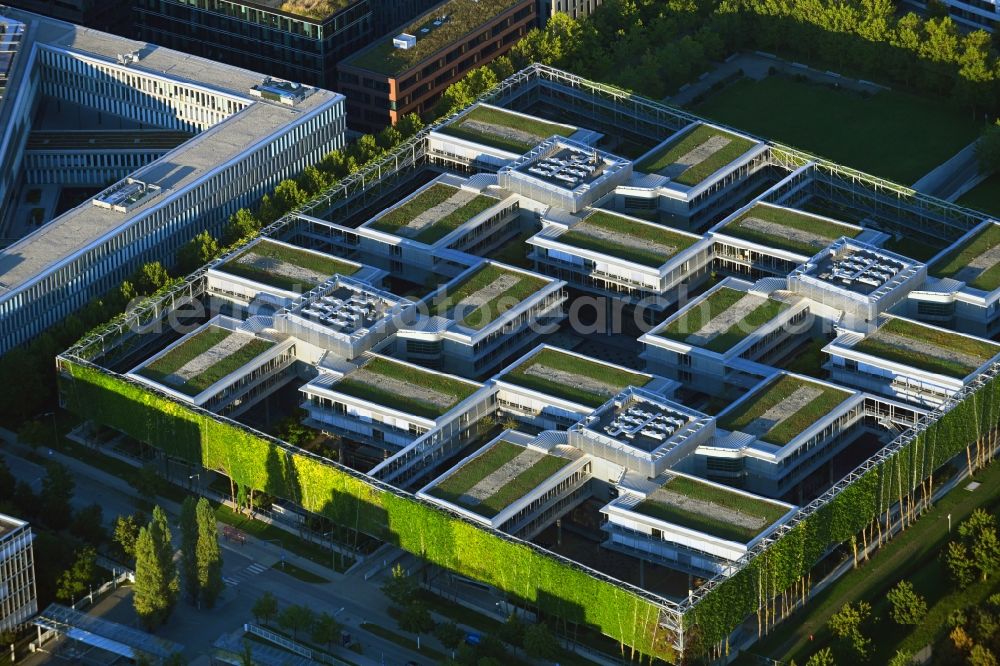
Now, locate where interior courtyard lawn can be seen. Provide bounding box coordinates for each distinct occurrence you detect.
[692,76,982,185]
[958,174,1000,218]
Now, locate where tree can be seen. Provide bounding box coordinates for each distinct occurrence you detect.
[381,564,417,607]
[133,526,172,628]
[376,125,402,150]
[56,546,97,604]
[396,113,423,139]
[498,613,525,649]
[176,230,219,274]
[805,648,835,666]
[251,591,278,625]
[828,601,871,658]
[70,503,106,546]
[435,621,464,650]
[971,645,999,666]
[887,649,912,666]
[887,580,927,625]
[977,122,1000,174]
[40,461,74,530]
[959,509,1000,581]
[133,261,171,294]
[310,611,341,650]
[131,463,164,501]
[278,604,314,640]
[224,208,260,245]
[524,623,558,661]
[948,540,977,588]
[398,600,434,635]
[299,165,329,195]
[179,497,199,604]
[113,512,145,560]
[195,497,224,608]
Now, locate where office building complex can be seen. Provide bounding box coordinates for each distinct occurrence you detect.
[0,8,346,355]
[0,514,36,633]
[1,0,131,33]
[911,0,998,31]
[338,0,535,131]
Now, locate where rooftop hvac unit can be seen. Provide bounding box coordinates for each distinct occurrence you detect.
[393,33,416,50]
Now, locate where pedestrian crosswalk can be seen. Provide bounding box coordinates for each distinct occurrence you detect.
[223,562,269,587]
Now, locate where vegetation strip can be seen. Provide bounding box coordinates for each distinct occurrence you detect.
[658,288,788,353]
[719,375,850,445]
[334,357,478,419]
[504,347,650,407]
[637,125,756,186]
[431,264,548,330]
[440,105,575,153]
[558,211,696,267]
[931,224,1000,292]
[221,240,357,291]
[723,204,860,256]
[854,318,1000,378]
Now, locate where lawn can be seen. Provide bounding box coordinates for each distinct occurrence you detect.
[635,476,789,543]
[220,240,358,291]
[722,203,861,256]
[369,183,498,244]
[440,105,576,154]
[854,318,1000,378]
[693,76,982,184]
[657,287,789,354]
[271,561,330,583]
[360,623,446,661]
[636,124,757,186]
[431,264,549,330]
[719,375,850,446]
[334,357,479,419]
[138,327,276,396]
[930,222,1000,291]
[428,440,570,518]
[558,211,699,267]
[503,347,650,407]
[958,173,1000,219]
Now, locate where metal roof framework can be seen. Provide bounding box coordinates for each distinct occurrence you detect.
[33,603,182,661]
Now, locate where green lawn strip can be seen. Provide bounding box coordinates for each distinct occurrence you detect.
[482,230,533,269]
[635,499,764,543]
[414,194,496,244]
[503,347,650,407]
[882,234,945,262]
[440,106,574,153]
[334,357,478,419]
[174,339,275,396]
[636,124,757,186]
[958,173,1000,219]
[270,561,331,583]
[764,459,1000,663]
[558,211,697,267]
[854,318,1000,378]
[692,77,980,184]
[431,264,548,330]
[703,299,789,354]
[930,223,1000,291]
[220,240,358,291]
[139,327,230,376]
[658,287,757,348]
[428,440,523,503]
[472,454,570,518]
[370,184,498,244]
[723,204,860,256]
[719,375,850,445]
[360,622,446,661]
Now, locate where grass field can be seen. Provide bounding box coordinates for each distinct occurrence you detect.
[958,174,1000,219]
[440,105,575,154]
[503,347,650,407]
[558,211,698,267]
[930,222,1000,291]
[334,357,479,419]
[657,287,789,354]
[221,240,358,291]
[369,183,497,244]
[854,318,1000,378]
[637,124,757,186]
[432,264,549,330]
[722,203,861,256]
[693,77,981,184]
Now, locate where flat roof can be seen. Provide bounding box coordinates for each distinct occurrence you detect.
[557,210,700,268]
[853,317,1000,379]
[721,203,862,256]
[430,263,550,330]
[585,392,696,453]
[514,142,609,191]
[439,104,576,154]
[219,239,359,292]
[136,325,276,397]
[501,346,652,407]
[719,375,851,446]
[634,475,789,543]
[805,243,909,296]
[0,512,28,539]
[426,438,571,518]
[654,286,790,354]
[636,124,757,186]
[366,182,499,244]
[288,283,396,336]
[333,356,480,419]
[342,0,523,76]
[930,222,1000,292]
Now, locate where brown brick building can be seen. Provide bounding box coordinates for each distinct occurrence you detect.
[338,0,535,132]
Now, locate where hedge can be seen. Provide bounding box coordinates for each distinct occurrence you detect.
[59,359,677,663]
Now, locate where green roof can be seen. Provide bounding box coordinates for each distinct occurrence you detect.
[556,211,699,268]
[719,375,851,446]
[439,106,575,154]
[502,347,651,407]
[368,183,497,244]
[220,240,359,292]
[343,0,522,75]
[721,203,862,256]
[853,318,1000,378]
[930,223,1000,292]
[431,264,549,330]
[636,124,757,186]
[269,0,353,20]
[634,475,789,543]
[333,357,479,419]
[138,326,275,397]
[428,440,570,518]
[656,287,790,354]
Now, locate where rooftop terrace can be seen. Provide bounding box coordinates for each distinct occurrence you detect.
[719,375,851,446]
[430,263,550,330]
[634,475,789,543]
[343,0,522,76]
[367,183,498,244]
[502,347,651,407]
[219,240,359,292]
[136,325,275,397]
[654,286,790,354]
[333,356,480,419]
[720,203,862,256]
[439,105,575,154]
[636,124,757,187]
[853,317,1000,378]
[930,222,1000,292]
[557,211,699,268]
[427,439,570,518]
